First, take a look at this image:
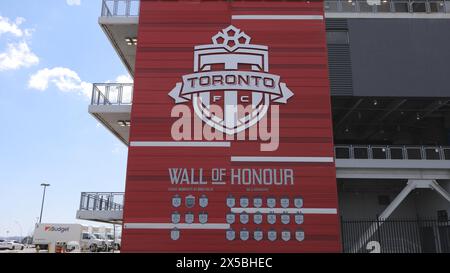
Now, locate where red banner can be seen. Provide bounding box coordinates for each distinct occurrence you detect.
[122,0,341,253]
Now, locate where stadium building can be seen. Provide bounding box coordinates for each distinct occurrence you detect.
[77,0,450,253]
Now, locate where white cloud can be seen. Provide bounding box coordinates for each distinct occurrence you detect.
[0,42,39,71]
[28,70,134,99]
[66,0,81,6]
[115,74,133,83]
[28,67,92,98]
[0,16,25,37]
[0,16,38,71]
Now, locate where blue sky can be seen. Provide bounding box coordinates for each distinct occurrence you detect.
[0,0,129,237]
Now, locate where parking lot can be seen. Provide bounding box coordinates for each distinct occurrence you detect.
[0,247,45,253]
[0,247,119,253]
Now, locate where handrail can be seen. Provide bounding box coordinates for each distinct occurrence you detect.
[91,83,133,106]
[79,192,124,212]
[335,145,450,160]
[100,0,450,17]
[101,0,140,17]
[324,0,449,13]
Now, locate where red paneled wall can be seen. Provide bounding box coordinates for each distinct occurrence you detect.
[122,0,341,253]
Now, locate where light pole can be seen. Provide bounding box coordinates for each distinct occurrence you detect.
[39,183,50,224]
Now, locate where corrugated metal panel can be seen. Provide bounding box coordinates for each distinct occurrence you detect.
[325,18,348,31]
[326,18,353,96]
[328,44,353,96]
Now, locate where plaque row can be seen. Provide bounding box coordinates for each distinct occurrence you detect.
[169,228,305,242]
[225,228,305,242]
[226,212,304,225]
[226,196,304,209]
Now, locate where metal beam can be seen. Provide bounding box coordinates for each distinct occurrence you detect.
[388,100,450,128]
[350,180,450,253]
[428,180,450,203]
[376,99,407,122]
[406,100,450,126]
[378,180,418,219]
[360,99,407,140]
[422,100,449,118]
[335,98,364,129]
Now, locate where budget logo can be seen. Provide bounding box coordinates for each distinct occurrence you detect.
[44,226,70,233]
[169,25,293,135]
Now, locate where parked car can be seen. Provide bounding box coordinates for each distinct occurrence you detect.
[81,233,106,252]
[6,241,25,250]
[92,233,108,252]
[66,241,81,253]
[0,239,9,250]
[106,234,121,251]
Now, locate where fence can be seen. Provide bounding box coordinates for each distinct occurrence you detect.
[79,192,124,212]
[324,0,450,13]
[101,0,140,17]
[91,83,133,106]
[341,217,450,253]
[100,0,450,17]
[335,145,450,160]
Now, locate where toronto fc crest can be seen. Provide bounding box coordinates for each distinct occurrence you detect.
[169,25,294,135]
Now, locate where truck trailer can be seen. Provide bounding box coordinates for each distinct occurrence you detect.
[33,223,108,253]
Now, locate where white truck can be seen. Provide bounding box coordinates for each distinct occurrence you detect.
[106,233,121,250]
[33,224,107,253]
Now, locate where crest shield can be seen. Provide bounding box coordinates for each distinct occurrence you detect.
[280,197,290,208]
[253,197,263,208]
[170,228,180,241]
[240,197,249,208]
[185,212,194,224]
[172,195,181,208]
[267,197,276,208]
[295,213,305,225]
[226,213,236,224]
[185,195,195,208]
[199,212,208,224]
[267,213,277,225]
[226,229,236,241]
[254,229,263,241]
[268,230,277,241]
[282,230,291,242]
[169,25,294,135]
[171,212,180,224]
[296,229,305,242]
[294,197,304,208]
[240,212,249,224]
[281,213,290,225]
[226,196,235,208]
[253,212,263,225]
[240,229,250,241]
[199,194,208,208]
